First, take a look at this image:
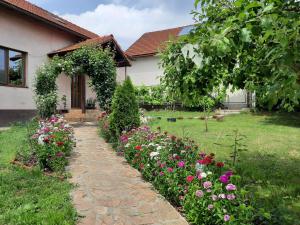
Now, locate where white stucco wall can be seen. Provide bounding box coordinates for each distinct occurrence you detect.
[0,6,81,110]
[117,56,162,86]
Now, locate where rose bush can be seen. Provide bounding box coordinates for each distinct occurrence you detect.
[116,126,253,224]
[18,115,75,172]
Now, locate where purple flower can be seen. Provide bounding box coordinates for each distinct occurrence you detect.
[226,184,237,191]
[225,170,233,177]
[177,161,185,168]
[224,214,230,222]
[227,194,236,200]
[195,190,204,198]
[211,194,218,201]
[208,204,214,210]
[219,175,229,184]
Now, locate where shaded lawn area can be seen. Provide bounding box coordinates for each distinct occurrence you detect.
[147,111,300,224]
[0,125,76,225]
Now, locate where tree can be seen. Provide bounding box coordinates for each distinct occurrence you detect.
[109,77,140,138]
[161,0,300,111]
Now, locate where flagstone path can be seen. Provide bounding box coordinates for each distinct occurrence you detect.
[68,124,188,225]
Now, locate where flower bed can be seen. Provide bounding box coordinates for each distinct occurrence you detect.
[115,126,254,224]
[16,115,75,172]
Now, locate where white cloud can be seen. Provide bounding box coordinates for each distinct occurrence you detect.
[61,4,194,50]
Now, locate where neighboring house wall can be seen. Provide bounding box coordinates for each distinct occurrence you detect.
[0,6,81,111]
[117,56,162,86]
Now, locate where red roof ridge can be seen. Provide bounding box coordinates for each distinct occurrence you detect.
[1,0,98,39]
[126,25,195,58]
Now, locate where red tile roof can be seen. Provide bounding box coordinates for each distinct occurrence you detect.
[1,0,98,39]
[126,26,184,58]
[49,35,131,67]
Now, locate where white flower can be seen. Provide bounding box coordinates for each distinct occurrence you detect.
[157,146,163,151]
[200,172,207,178]
[207,171,213,176]
[150,151,159,159]
[125,143,130,148]
[38,135,45,145]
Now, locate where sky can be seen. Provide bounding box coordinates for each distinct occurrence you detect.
[28,0,196,50]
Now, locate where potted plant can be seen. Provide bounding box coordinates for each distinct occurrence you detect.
[85,98,96,109]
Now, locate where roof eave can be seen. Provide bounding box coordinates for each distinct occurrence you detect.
[0,1,96,39]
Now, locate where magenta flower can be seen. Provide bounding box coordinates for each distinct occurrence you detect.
[177,161,185,168]
[226,184,237,191]
[203,181,212,189]
[225,170,233,177]
[224,215,230,222]
[208,204,214,210]
[227,194,236,200]
[219,175,229,184]
[195,190,204,198]
[167,167,173,172]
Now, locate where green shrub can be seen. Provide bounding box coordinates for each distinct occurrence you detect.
[109,77,140,139]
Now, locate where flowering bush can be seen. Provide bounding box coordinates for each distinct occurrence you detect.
[118,126,254,224]
[19,115,75,172]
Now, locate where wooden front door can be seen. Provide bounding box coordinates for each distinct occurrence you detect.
[71,75,85,111]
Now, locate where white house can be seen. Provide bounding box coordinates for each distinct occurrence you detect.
[118,26,251,109]
[0,0,129,125]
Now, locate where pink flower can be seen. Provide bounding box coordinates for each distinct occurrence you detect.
[224,215,230,222]
[160,163,166,168]
[211,194,218,201]
[226,184,237,191]
[195,190,204,198]
[208,204,214,210]
[203,181,212,189]
[167,167,173,172]
[206,189,212,193]
[219,175,229,184]
[186,175,194,183]
[218,194,226,199]
[177,161,185,168]
[227,194,236,200]
[120,135,128,144]
[159,171,164,176]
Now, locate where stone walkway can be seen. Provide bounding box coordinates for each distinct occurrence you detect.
[69,124,188,225]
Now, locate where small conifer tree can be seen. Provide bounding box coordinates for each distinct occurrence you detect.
[109,77,140,139]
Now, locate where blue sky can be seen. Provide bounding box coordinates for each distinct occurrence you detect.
[28,0,195,49]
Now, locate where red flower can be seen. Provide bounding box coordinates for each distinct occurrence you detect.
[175,155,181,160]
[216,162,224,168]
[186,175,194,183]
[56,152,64,157]
[56,141,64,147]
[135,145,142,150]
[198,156,213,165]
[43,137,50,144]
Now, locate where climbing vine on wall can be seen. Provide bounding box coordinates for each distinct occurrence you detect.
[34,46,117,118]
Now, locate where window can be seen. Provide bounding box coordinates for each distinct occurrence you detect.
[0,47,26,87]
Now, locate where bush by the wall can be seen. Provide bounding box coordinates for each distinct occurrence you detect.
[109,77,140,139]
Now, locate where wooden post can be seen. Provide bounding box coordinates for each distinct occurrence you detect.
[81,75,86,114]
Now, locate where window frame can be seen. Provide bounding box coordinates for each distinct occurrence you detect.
[0,46,27,88]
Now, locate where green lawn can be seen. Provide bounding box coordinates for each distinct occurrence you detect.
[147,110,300,224]
[0,125,76,225]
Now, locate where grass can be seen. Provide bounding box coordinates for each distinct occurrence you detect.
[147,110,300,224]
[0,125,76,225]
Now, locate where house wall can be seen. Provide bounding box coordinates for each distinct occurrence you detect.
[0,6,81,111]
[117,56,162,85]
